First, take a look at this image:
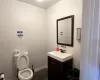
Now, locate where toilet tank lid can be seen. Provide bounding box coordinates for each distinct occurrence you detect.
[17,53,29,70]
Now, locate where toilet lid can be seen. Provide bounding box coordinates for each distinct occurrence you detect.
[17,53,29,70]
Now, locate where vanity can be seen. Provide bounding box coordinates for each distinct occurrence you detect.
[48,51,73,80]
[47,15,74,80]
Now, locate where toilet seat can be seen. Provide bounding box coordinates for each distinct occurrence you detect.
[17,53,29,70]
[18,68,33,80]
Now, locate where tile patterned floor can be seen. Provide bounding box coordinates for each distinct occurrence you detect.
[32,68,48,80]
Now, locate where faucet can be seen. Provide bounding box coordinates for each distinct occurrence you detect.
[60,49,66,53]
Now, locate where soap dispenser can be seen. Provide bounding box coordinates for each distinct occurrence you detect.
[56,45,60,51]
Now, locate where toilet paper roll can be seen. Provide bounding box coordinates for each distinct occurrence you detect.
[0,73,5,80]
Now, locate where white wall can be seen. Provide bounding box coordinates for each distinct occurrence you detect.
[46,0,82,69]
[0,0,46,80]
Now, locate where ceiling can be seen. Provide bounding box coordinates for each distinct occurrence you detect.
[18,0,61,9]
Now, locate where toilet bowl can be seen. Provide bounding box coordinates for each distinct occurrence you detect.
[18,68,33,80]
[14,52,33,80]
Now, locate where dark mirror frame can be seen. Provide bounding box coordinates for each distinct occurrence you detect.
[57,15,74,47]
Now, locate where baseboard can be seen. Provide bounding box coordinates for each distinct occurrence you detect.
[34,65,48,72]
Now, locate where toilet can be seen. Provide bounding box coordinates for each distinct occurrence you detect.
[14,52,33,80]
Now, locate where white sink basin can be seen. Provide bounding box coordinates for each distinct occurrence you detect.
[47,51,73,62]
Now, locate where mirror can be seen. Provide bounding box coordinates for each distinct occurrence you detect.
[57,15,74,47]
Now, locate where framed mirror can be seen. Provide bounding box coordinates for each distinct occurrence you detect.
[57,15,74,47]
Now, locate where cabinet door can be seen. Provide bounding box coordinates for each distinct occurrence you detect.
[48,57,63,80]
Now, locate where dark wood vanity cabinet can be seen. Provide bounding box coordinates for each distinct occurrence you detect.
[48,56,73,80]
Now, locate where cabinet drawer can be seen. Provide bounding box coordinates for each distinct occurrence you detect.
[48,56,61,65]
